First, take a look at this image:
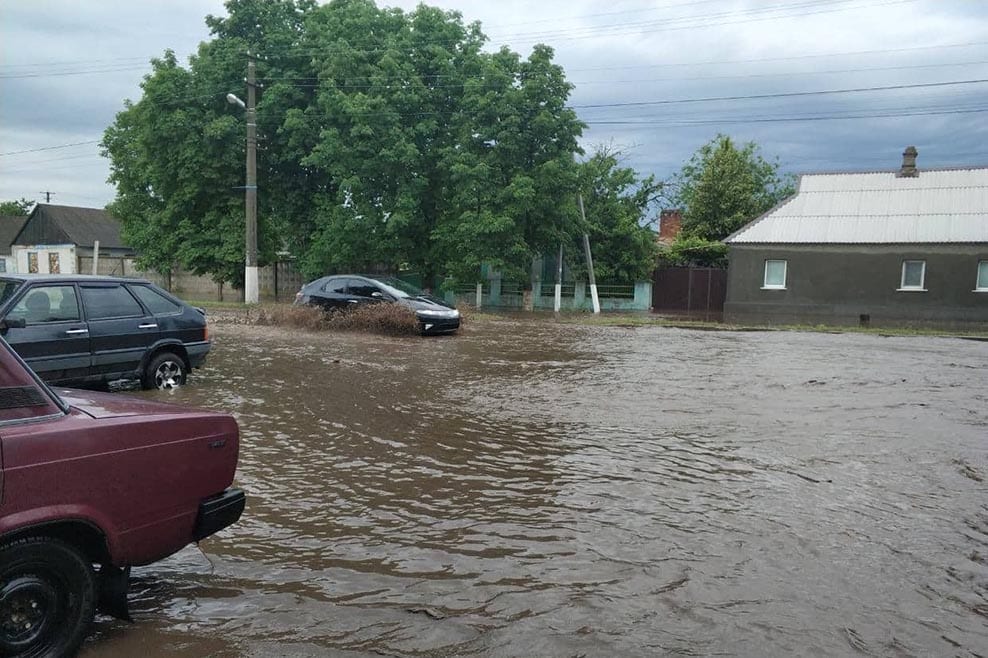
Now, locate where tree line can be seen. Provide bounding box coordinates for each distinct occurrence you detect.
[96,0,792,290]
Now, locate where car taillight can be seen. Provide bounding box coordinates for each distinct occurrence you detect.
[204,325,209,341]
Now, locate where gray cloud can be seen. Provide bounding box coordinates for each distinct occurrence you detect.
[1,0,986,208]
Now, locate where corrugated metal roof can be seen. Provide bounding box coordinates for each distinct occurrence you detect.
[726,167,988,244]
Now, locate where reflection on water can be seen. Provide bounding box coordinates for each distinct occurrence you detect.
[83,320,988,656]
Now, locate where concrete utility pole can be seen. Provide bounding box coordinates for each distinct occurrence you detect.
[578,195,601,314]
[244,54,259,304]
[554,243,563,313]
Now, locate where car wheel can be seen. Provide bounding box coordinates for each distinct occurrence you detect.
[0,537,97,658]
[143,352,187,390]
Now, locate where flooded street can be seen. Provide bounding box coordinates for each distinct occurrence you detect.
[82,318,988,657]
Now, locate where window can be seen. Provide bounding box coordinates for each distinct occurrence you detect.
[48,253,61,274]
[762,260,787,289]
[27,252,38,274]
[80,285,144,319]
[899,260,926,291]
[7,286,81,324]
[128,284,182,315]
[977,261,988,291]
[348,280,383,298]
[322,278,348,294]
[0,260,6,273]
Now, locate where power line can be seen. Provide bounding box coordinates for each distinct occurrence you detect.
[572,78,988,109]
[0,141,101,157]
[0,65,150,80]
[584,106,988,127]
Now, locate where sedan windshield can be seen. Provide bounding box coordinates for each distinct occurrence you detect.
[368,276,423,299]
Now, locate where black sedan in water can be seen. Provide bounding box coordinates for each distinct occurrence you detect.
[295,275,460,334]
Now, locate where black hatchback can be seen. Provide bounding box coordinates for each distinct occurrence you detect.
[0,274,210,389]
[295,274,461,334]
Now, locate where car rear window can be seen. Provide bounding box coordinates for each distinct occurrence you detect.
[81,285,144,319]
[128,284,182,315]
[0,339,63,422]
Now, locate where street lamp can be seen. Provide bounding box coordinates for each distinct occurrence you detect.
[227,58,258,304]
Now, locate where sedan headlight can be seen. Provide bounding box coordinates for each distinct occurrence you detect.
[416,309,460,319]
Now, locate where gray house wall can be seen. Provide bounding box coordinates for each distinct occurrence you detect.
[725,244,988,328]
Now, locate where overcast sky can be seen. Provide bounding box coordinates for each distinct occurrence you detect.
[1,0,986,209]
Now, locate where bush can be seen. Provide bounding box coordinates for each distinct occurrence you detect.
[248,303,421,336]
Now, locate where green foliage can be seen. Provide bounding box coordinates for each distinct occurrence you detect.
[663,235,728,267]
[0,198,35,216]
[672,134,795,242]
[102,0,585,288]
[570,146,661,282]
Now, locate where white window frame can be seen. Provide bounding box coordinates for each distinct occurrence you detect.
[976,260,988,292]
[762,259,787,290]
[898,260,927,292]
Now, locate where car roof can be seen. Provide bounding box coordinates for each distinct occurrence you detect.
[0,274,151,285]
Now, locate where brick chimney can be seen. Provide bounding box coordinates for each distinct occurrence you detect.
[658,209,682,245]
[897,145,918,178]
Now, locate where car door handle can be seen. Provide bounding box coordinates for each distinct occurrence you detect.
[139,323,158,329]
[346,299,359,304]
[65,328,89,335]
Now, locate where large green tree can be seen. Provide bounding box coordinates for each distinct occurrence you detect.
[675,134,795,240]
[102,0,585,289]
[568,146,662,283]
[102,0,318,284]
[663,134,794,266]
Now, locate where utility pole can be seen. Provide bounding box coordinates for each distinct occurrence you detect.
[244,53,259,304]
[578,195,601,314]
[554,243,563,313]
[39,190,55,203]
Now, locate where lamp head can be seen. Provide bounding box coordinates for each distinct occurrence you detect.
[226,93,246,109]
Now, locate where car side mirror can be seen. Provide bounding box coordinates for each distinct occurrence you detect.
[0,317,26,331]
[371,291,384,299]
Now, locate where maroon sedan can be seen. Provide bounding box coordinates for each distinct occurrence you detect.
[0,336,244,657]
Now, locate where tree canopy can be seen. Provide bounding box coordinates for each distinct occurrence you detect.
[663,134,794,266]
[0,198,35,216]
[102,0,621,288]
[569,146,662,282]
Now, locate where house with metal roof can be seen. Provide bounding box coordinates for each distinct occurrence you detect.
[723,147,988,328]
[10,204,134,275]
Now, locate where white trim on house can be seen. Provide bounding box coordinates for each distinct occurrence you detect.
[762,259,788,289]
[975,260,988,292]
[898,259,927,291]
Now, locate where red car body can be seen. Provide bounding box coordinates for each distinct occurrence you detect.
[0,335,244,657]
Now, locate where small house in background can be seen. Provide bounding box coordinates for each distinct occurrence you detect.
[724,147,988,328]
[0,215,30,273]
[11,204,133,275]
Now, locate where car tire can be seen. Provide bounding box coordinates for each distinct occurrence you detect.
[0,537,97,658]
[143,351,187,390]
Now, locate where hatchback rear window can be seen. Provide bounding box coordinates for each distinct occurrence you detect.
[128,285,182,315]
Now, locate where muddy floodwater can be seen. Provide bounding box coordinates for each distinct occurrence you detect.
[81,318,988,657]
